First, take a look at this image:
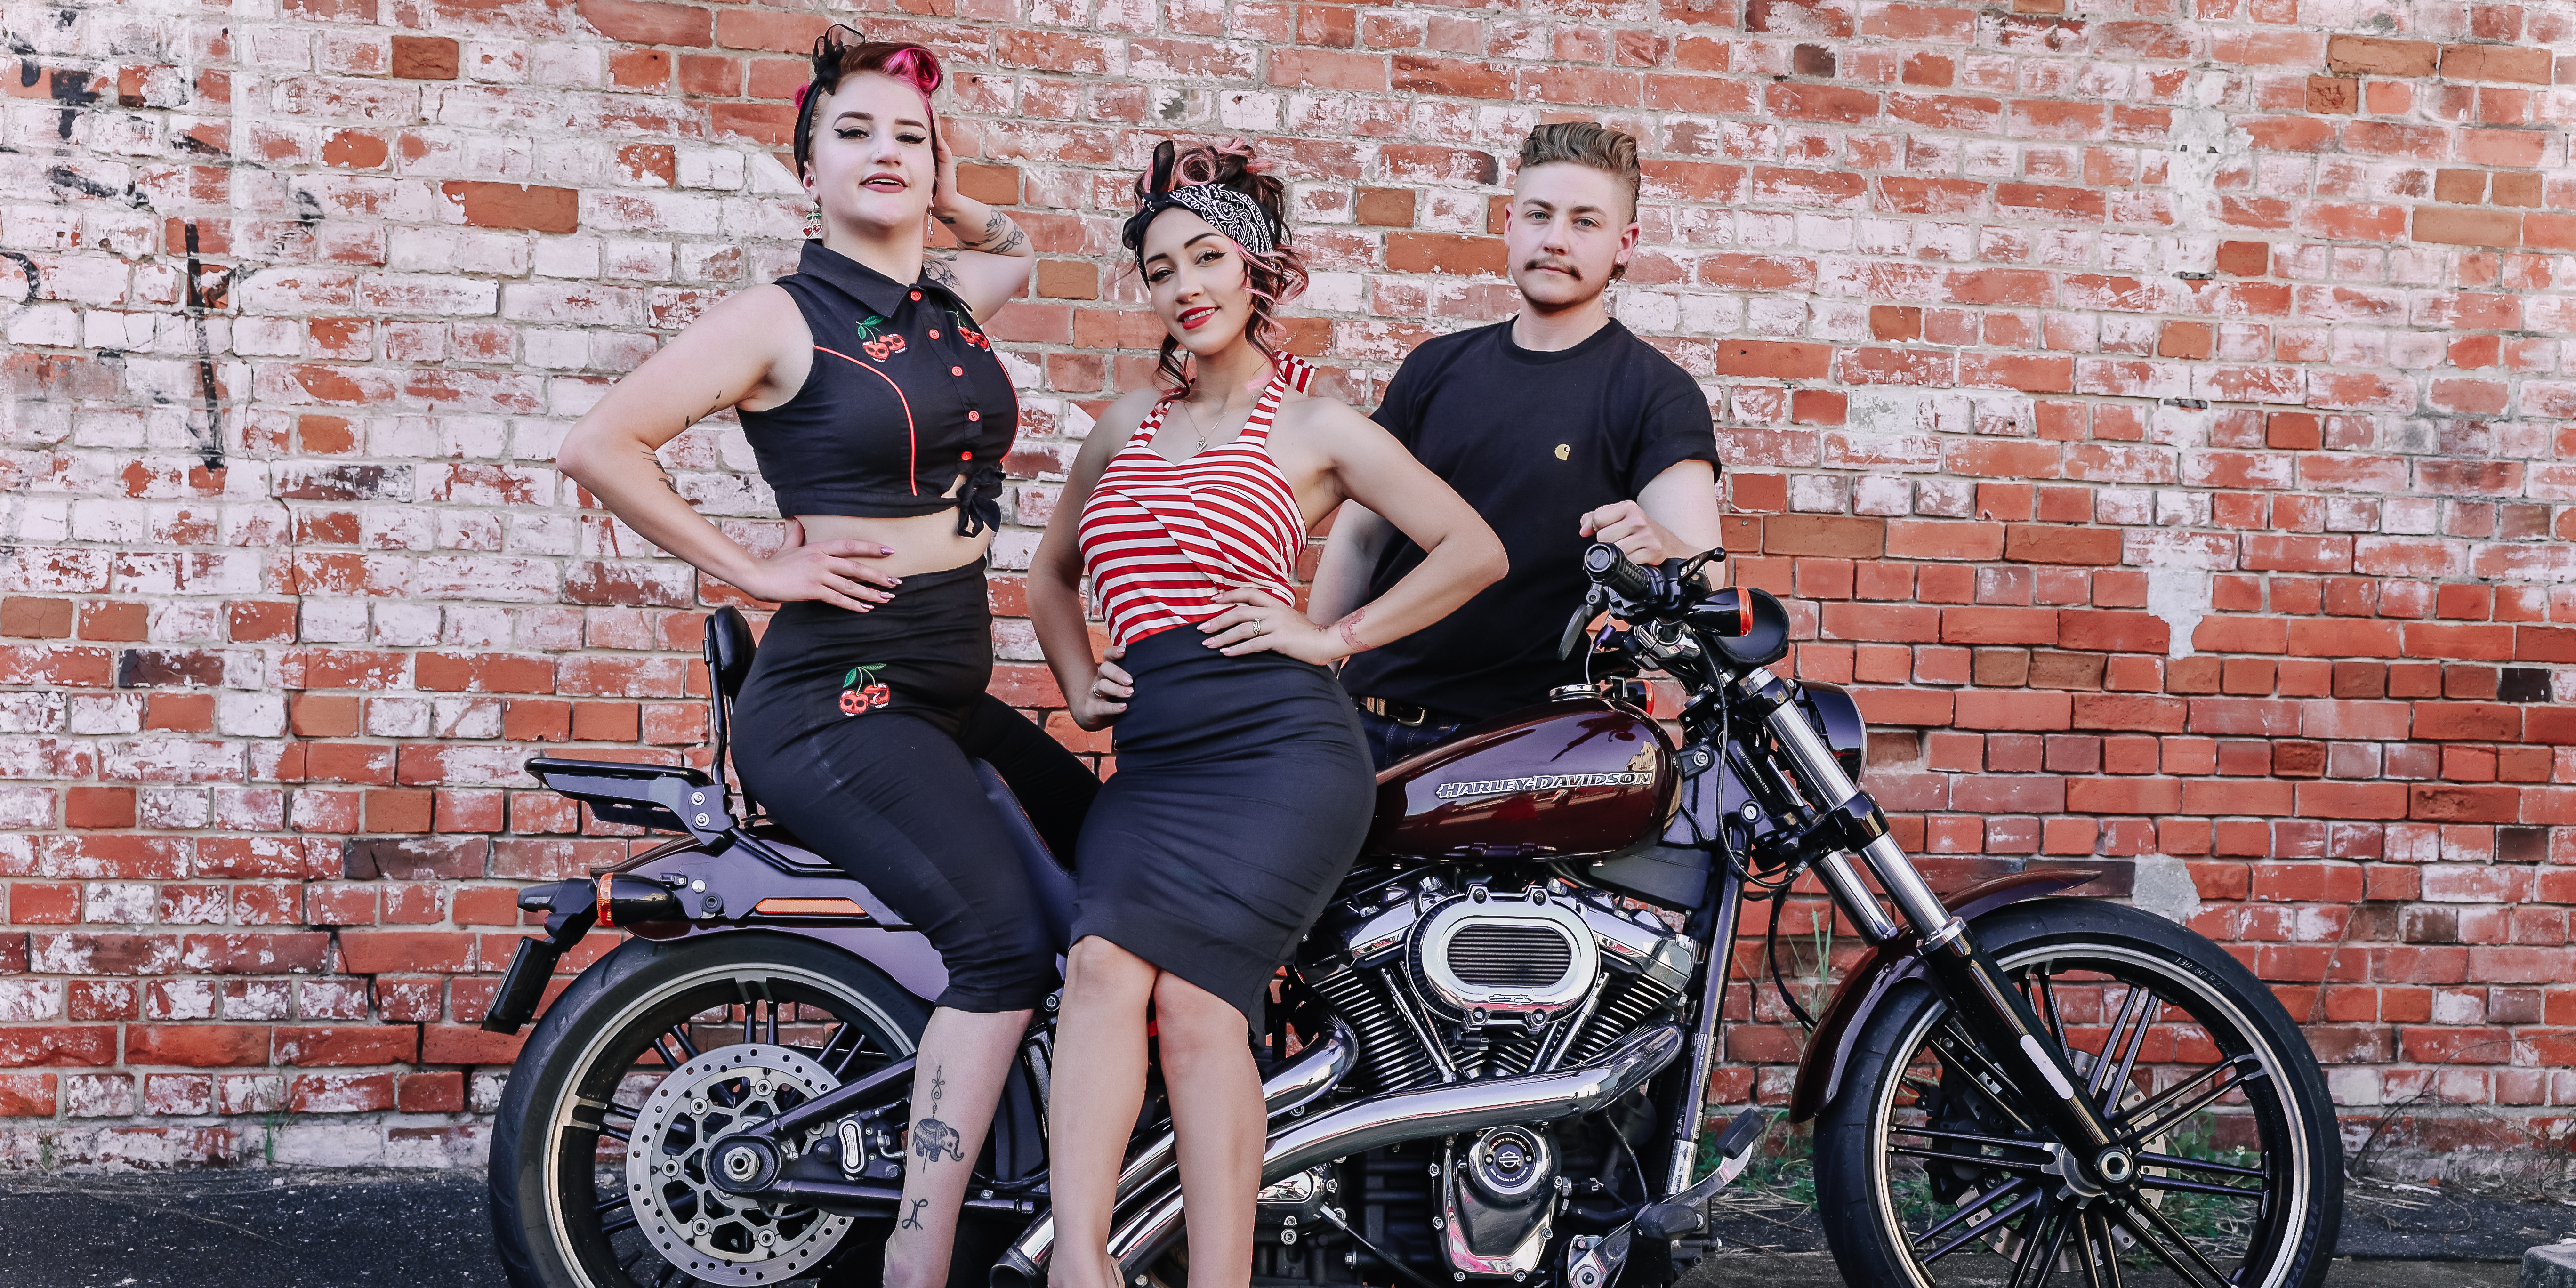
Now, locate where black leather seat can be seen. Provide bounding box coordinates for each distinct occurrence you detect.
[705,606,757,705]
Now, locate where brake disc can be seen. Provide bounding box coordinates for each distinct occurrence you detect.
[623,1043,853,1284]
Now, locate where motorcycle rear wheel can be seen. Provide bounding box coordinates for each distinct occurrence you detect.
[488,932,926,1288]
[1815,899,2340,1288]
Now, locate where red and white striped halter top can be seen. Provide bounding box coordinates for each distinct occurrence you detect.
[1076,355,1315,647]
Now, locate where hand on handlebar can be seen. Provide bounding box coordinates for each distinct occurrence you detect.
[733,519,902,612]
[1578,501,1666,566]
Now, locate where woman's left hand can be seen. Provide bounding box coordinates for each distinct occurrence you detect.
[1200,589,1345,664]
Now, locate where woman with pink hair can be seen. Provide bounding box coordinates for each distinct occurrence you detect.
[554,28,1095,1288]
[1029,139,1505,1288]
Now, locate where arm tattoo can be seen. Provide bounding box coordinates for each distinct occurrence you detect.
[1336,608,1371,655]
[953,209,1028,256]
[641,444,683,500]
[923,256,965,296]
[638,393,722,501]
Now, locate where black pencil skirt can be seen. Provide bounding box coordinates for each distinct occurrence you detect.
[1071,626,1376,1026]
[730,561,1098,1013]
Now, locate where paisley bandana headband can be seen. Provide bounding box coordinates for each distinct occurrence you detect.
[1133,183,1279,260]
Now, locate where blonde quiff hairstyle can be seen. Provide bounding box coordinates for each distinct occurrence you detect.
[1516,122,1642,280]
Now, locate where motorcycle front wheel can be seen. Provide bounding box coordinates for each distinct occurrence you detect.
[1816,898,2341,1288]
[488,931,927,1288]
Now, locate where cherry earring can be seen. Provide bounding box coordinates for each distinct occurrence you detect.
[803,203,824,241]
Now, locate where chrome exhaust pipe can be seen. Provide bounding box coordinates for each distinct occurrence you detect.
[989,1023,1683,1288]
[992,1021,1356,1288]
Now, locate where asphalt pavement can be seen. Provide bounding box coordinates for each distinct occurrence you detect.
[0,1169,2549,1288]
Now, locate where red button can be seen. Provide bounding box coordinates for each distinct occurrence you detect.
[951,366,965,376]
[967,411,981,422]
[928,329,941,339]
[910,291,922,301]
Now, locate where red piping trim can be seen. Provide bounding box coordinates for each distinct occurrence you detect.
[815,345,919,495]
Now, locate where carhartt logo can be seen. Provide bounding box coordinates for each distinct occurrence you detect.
[1554,443,1570,460]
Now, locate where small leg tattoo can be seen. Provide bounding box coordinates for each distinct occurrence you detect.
[912,1117,965,1163]
[911,1063,966,1162]
[901,1198,928,1230]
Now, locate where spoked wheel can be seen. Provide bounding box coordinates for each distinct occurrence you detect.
[490,933,926,1288]
[1817,899,2340,1288]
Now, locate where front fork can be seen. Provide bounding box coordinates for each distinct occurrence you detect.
[1736,670,2130,1178]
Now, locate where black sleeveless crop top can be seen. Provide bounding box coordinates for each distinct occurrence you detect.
[739,242,1018,535]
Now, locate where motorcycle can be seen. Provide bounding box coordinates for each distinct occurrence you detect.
[485,543,2341,1288]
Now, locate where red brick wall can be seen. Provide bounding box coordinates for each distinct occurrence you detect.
[3,0,2571,1168]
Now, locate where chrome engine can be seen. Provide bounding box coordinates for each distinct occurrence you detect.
[1312,876,1698,1095]
[1300,876,1698,1280]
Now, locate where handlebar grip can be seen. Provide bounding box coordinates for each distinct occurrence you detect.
[1583,542,1657,604]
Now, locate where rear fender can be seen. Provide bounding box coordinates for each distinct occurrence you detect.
[482,832,953,1035]
[614,835,953,1005]
[1785,868,2104,1123]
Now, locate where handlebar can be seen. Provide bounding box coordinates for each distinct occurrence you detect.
[1581,542,1746,635]
[1583,541,1662,606]
[1561,542,1764,664]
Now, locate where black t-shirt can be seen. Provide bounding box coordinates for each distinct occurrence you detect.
[1340,319,1720,723]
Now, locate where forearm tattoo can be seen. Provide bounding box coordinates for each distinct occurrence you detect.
[938,208,1028,256]
[1336,608,1372,655]
[911,1063,964,1164]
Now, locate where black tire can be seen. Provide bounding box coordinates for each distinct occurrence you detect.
[489,931,929,1288]
[1815,898,2341,1288]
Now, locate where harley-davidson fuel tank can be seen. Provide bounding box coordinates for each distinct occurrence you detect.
[1363,697,1677,861]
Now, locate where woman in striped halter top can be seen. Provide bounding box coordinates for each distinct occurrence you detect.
[1029,139,1505,1288]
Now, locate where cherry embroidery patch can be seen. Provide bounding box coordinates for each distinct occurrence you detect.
[838,664,891,715]
[854,315,908,362]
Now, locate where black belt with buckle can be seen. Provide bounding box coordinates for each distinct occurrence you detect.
[1357,695,1446,728]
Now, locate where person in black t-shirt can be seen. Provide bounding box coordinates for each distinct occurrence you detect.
[1309,122,1724,768]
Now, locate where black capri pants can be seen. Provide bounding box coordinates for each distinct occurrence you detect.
[730,561,1098,1013]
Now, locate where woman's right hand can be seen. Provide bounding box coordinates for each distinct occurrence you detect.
[1066,646,1131,731]
[733,519,903,612]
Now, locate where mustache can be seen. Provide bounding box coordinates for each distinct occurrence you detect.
[1522,258,1585,281]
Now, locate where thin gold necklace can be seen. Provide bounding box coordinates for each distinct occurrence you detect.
[1172,400,1208,456]
[1172,396,1237,457]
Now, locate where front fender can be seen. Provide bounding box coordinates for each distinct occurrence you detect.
[1784,868,2104,1123]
